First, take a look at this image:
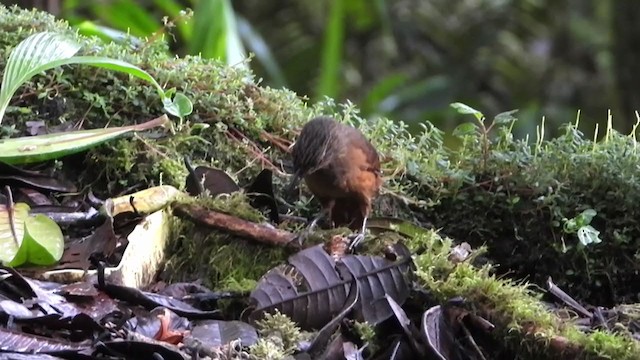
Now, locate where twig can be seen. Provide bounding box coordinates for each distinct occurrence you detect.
[173,204,299,249]
[260,130,293,153]
[225,127,282,174]
[4,186,19,246]
[461,323,488,360]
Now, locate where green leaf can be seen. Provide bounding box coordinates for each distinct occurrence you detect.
[76,21,142,45]
[361,73,409,114]
[494,109,519,125]
[0,203,30,265]
[236,16,286,87]
[452,122,477,138]
[577,225,602,246]
[190,0,246,66]
[10,214,64,266]
[0,31,193,123]
[450,102,484,121]
[579,209,597,224]
[92,0,161,37]
[366,217,432,239]
[0,32,80,124]
[0,115,169,165]
[163,92,194,119]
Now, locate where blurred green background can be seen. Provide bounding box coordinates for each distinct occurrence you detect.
[3,0,639,139]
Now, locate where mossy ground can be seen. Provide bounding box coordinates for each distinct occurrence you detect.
[412,230,640,359]
[2,4,640,358]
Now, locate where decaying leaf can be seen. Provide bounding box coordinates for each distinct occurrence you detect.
[187,320,258,348]
[0,161,77,193]
[249,242,413,330]
[103,185,184,217]
[421,305,456,360]
[0,327,91,353]
[184,157,240,197]
[245,169,279,224]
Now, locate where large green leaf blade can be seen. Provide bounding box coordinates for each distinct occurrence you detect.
[0,115,169,165]
[0,32,81,123]
[46,56,191,118]
[0,203,30,265]
[0,31,193,122]
[45,56,164,95]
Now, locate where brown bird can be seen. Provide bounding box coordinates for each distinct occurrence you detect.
[288,116,382,245]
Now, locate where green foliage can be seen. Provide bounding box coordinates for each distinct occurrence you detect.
[0,202,64,267]
[563,209,602,246]
[11,214,64,266]
[315,0,344,100]
[189,0,245,65]
[0,4,311,192]
[252,310,302,356]
[0,116,169,165]
[0,31,192,124]
[63,0,249,68]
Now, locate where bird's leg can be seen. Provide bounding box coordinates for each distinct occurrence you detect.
[348,216,368,251]
[291,200,333,246]
[306,207,329,232]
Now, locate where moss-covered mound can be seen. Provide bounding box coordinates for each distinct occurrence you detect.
[2,4,640,358]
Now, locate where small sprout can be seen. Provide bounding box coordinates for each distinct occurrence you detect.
[563,209,602,246]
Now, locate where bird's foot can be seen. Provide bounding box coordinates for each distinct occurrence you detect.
[289,221,320,248]
[347,232,366,252]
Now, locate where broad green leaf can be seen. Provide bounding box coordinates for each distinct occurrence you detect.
[0,31,193,123]
[0,115,169,165]
[450,102,484,121]
[0,203,30,265]
[452,122,477,138]
[0,32,80,124]
[361,73,409,114]
[9,214,64,266]
[236,16,286,87]
[494,109,519,125]
[48,55,164,92]
[92,0,161,37]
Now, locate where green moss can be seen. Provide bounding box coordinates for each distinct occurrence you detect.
[353,321,378,354]
[252,311,302,355]
[410,230,640,360]
[163,215,287,290]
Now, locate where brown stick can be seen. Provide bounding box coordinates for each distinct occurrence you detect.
[173,204,299,249]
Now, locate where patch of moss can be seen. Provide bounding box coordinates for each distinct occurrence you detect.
[251,310,303,356]
[410,230,640,360]
[163,215,287,291]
